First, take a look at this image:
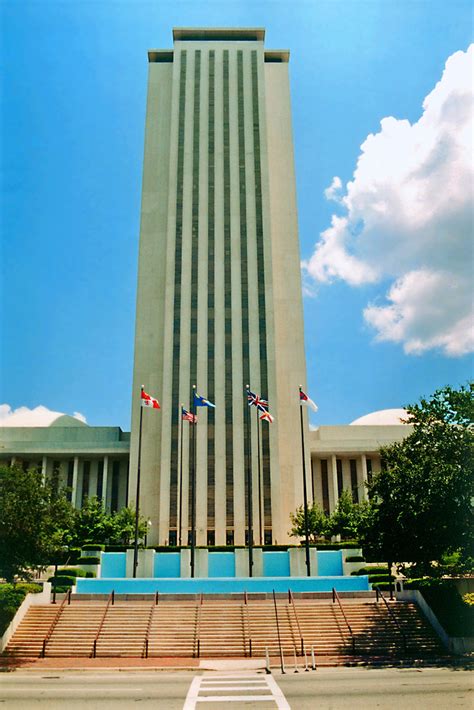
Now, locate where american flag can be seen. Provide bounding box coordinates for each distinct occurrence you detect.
[181,407,197,423]
[247,389,269,413]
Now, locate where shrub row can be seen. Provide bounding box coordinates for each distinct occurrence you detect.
[345,555,365,563]
[369,574,395,583]
[48,575,76,587]
[352,565,389,576]
[77,556,100,565]
[82,544,105,551]
[0,583,43,635]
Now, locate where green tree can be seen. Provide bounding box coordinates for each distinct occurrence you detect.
[329,490,370,540]
[360,383,474,575]
[0,464,73,582]
[68,496,114,547]
[290,501,329,543]
[110,506,147,545]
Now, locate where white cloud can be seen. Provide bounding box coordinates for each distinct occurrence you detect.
[303,45,474,357]
[0,404,87,427]
[324,176,343,202]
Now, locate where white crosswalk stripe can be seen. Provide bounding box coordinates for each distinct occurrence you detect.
[183,672,290,709]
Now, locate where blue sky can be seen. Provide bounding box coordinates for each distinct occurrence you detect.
[2,0,473,429]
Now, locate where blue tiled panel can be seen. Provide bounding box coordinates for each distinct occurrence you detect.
[76,576,370,595]
[317,550,343,576]
[263,552,290,577]
[154,553,181,578]
[100,552,126,578]
[208,553,235,578]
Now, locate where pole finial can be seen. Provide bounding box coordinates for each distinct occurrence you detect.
[192,384,196,390]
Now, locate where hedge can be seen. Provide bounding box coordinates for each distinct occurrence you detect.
[82,544,105,551]
[345,555,365,563]
[48,575,76,587]
[369,574,395,583]
[77,556,101,565]
[353,566,389,576]
[0,583,43,635]
[401,578,474,637]
[57,568,86,578]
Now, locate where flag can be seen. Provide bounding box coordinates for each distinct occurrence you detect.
[247,389,269,413]
[299,389,318,412]
[260,410,274,423]
[193,392,215,408]
[141,389,160,409]
[182,407,197,424]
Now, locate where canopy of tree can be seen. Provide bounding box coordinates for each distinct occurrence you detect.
[360,383,473,575]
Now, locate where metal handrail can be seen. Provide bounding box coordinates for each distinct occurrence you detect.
[243,591,252,657]
[41,589,71,657]
[332,588,356,653]
[272,589,286,674]
[288,589,304,656]
[91,590,114,658]
[194,593,203,658]
[375,586,407,653]
[143,597,157,658]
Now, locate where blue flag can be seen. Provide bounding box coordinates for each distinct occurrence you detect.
[193,392,215,408]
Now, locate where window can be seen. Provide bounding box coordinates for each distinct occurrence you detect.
[81,460,90,507]
[207,530,215,546]
[97,460,104,500]
[169,530,177,546]
[350,459,359,503]
[320,459,330,514]
[111,461,120,512]
[67,460,74,502]
[336,459,343,497]
[366,458,373,484]
[264,530,272,545]
[226,530,234,546]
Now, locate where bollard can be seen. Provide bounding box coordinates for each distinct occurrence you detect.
[293,648,299,673]
[265,646,271,674]
[304,649,309,672]
[311,645,316,670]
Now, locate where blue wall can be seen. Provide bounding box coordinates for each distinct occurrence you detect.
[100,552,126,578]
[154,553,181,578]
[317,550,343,576]
[76,575,369,595]
[263,551,290,577]
[208,552,235,578]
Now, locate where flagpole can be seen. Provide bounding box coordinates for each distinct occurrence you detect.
[256,408,263,546]
[299,385,311,576]
[245,385,253,577]
[178,403,184,547]
[133,385,144,578]
[190,385,196,578]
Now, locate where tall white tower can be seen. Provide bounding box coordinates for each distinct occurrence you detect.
[130,28,309,546]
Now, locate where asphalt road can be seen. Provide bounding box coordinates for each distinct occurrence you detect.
[0,666,472,709]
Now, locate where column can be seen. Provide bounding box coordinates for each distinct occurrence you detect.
[359,454,368,501]
[41,456,47,485]
[71,456,79,508]
[102,456,109,510]
[329,454,339,513]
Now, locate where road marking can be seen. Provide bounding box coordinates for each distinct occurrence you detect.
[183,672,290,709]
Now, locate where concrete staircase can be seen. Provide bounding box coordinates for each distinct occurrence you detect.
[4,595,446,661]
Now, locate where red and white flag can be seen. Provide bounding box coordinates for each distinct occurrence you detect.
[299,389,318,412]
[260,410,274,423]
[141,389,161,409]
